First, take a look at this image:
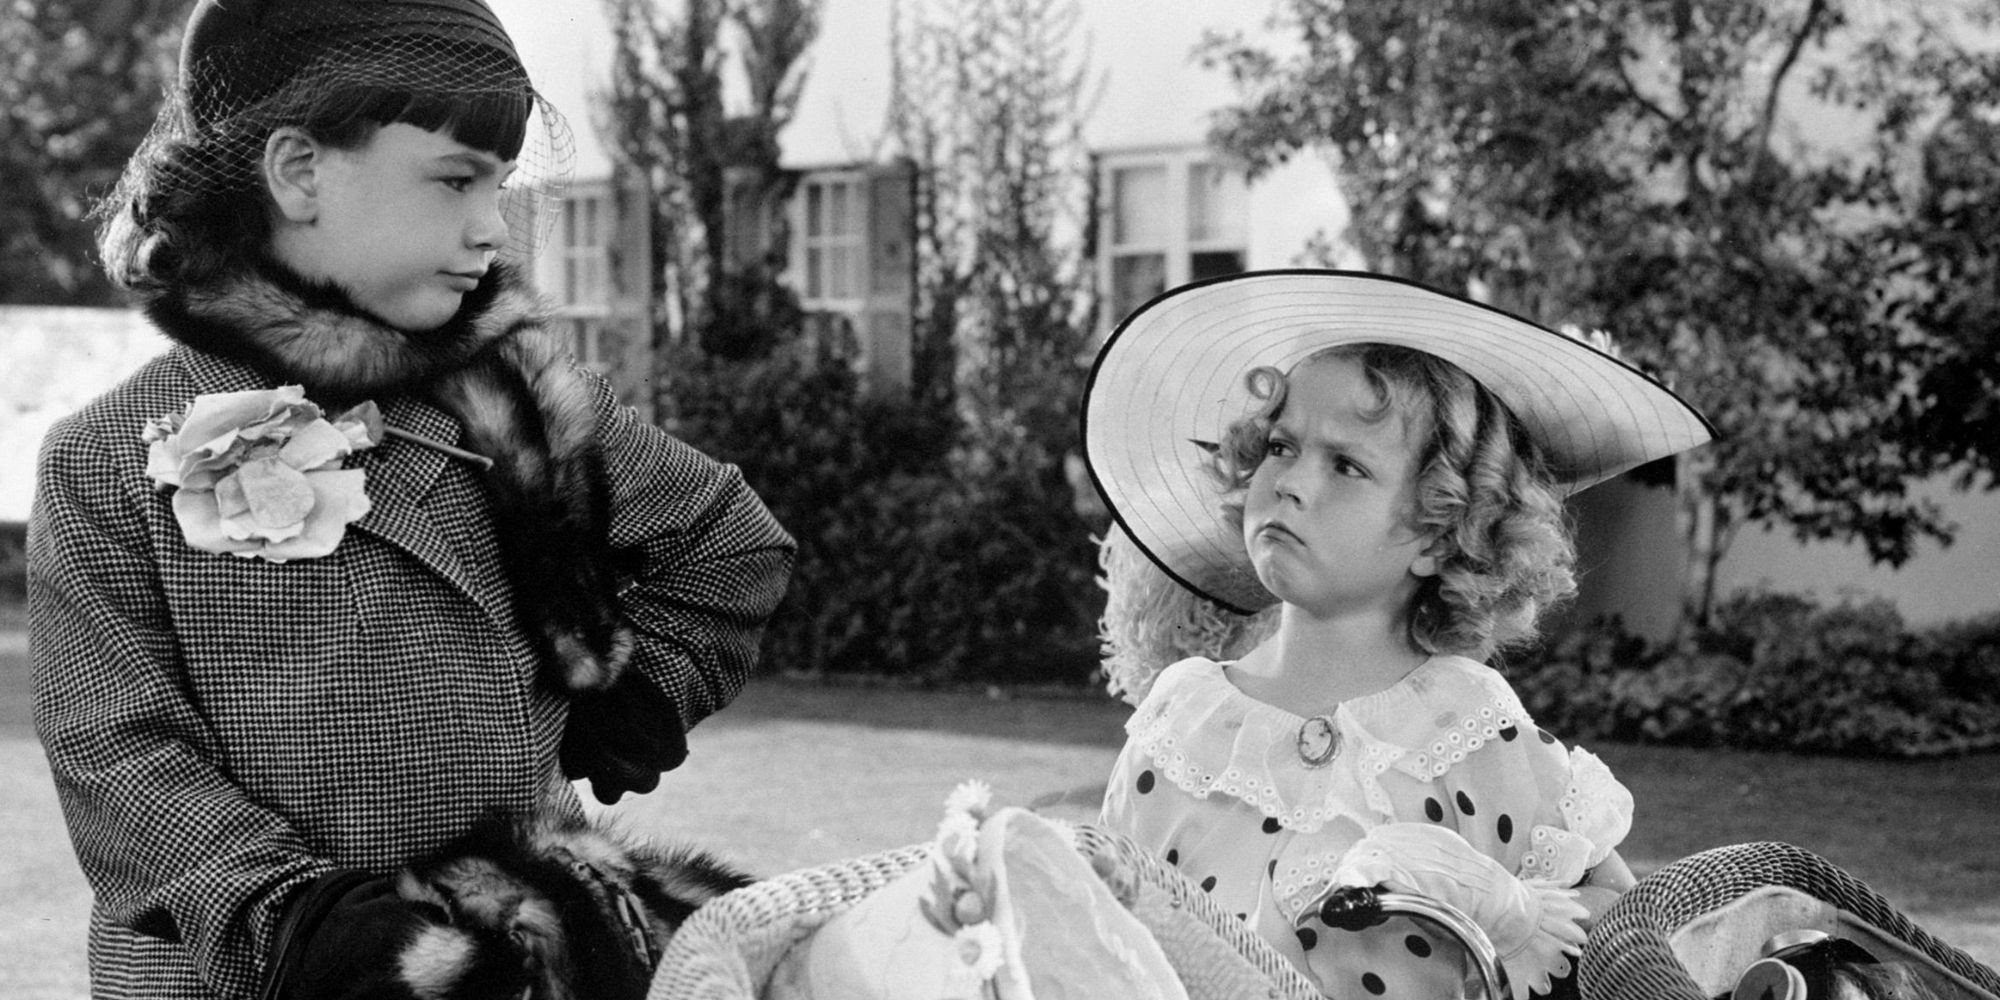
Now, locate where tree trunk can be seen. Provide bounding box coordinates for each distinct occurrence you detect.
[1675,449,1727,640]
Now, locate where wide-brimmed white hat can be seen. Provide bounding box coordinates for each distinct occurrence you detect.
[1082,269,1714,614]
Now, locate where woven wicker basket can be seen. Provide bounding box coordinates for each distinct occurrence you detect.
[1581,841,2000,1000]
[647,822,1321,1000]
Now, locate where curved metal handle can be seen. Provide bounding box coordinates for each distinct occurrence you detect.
[1310,885,1513,1000]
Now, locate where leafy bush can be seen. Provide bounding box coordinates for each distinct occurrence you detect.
[0,521,24,605]
[661,325,1102,686]
[1515,592,2000,757]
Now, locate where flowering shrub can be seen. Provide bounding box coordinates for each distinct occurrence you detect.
[1514,593,2000,757]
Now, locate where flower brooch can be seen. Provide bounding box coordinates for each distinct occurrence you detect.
[142,386,487,562]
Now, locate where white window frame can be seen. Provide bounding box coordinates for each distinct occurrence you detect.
[1097,148,1249,333]
[533,179,616,370]
[557,187,612,316]
[792,170,870,314]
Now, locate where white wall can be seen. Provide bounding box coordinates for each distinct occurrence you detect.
[0,309,171,523]
[1716,479,2000,626]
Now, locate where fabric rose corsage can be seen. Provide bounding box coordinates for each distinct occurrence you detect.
[142,386,383,562]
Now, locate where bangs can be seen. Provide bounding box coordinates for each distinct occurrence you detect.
[327,84,532,160]
[302,38,534,159]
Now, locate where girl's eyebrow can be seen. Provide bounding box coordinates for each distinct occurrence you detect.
[1274,414,1389,465]
[436,152,518,181]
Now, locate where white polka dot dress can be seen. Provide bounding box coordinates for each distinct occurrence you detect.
[1099,656,1632,999]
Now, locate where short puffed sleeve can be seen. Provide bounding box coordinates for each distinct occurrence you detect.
[1377,658,1633,887]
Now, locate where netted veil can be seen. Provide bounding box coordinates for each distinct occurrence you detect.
[97,0,574,287]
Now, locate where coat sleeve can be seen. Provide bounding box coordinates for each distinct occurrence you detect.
[590,371,796,733]
[29,413,326,999]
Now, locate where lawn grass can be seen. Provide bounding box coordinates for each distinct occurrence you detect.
[4,651,1995,999]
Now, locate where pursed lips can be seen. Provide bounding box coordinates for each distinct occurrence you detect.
[1257,519,1304,546]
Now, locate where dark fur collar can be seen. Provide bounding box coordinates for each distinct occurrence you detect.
[143,256,540,408]
[141,259,636,696]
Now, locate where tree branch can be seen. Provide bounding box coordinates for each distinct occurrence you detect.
[1753,0,1830,168]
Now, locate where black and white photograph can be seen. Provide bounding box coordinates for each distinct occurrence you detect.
[3,1,1997,998]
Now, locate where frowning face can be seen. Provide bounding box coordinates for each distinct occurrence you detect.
[1241,354,1438,622]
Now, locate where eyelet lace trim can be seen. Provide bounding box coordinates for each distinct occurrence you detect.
[1272,847,1349,922]
[1393,698,1525,782]
[1125,656,1531,835]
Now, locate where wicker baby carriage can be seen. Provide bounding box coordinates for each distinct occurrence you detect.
[646,822,1323,999]
[648,820,1527,1000]
[650,830,1997,1000]
[1581,841,2000,1000]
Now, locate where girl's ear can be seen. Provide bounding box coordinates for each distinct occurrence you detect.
[1409,535,1445,578]
[264,127,323,224]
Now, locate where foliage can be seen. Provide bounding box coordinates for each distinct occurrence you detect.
[622,0,1107,684]
[889,0,1101,428]
[0,522,24,604]
[1841,8,2000,492]
[1201,0,2000,627]
[596,0,822,366]
[0,0,184,304]
[1514,593,2000,758]
[662,326,1101,684]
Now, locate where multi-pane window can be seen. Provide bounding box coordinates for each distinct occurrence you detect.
[560,192,609,309]
[800,174,866,306]
[1102,152,1249,329]
[542,184,614,369]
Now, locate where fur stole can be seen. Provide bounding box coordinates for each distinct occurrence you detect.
[267,813,753,1000]
[142,258,636,695]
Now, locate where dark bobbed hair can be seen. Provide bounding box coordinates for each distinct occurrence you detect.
[1208,343,1577,660]
[97,37,532,293]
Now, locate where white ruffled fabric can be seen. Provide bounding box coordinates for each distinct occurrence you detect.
[767,807,1187,1000]
[1324,823,1592,997]
[1104,655,1636,998]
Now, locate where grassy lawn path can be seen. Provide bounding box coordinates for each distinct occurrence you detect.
[3,669,1995,997]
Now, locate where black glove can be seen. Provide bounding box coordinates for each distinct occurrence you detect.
[559,671,689,804]
[259,870,526,1000]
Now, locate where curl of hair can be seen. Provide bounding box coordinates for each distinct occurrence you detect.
[1208,344,1576,662]
[96,38,532,293]
[1096,525,1275,705]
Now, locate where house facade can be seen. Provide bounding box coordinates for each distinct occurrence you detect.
[5,2,1970,631]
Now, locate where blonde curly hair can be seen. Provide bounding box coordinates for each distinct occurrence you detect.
[1213,343,1576,661]
[1098,343,1577,699]
[1095,524,1275,705]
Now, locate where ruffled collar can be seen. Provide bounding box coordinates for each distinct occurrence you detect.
[1123,656,1530,833]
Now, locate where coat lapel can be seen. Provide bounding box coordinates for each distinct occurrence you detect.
[349,398,514,630]
[175,349,509,631]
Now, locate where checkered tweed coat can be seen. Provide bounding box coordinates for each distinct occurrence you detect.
[27,264,794,999]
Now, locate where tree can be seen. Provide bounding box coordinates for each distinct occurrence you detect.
[597,0,822,370]
[1202,0,2000,628]
[0,0,184,305]
[885,0,1107,659]
[889,0,1100,449]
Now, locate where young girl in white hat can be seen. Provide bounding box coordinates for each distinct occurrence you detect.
[1084,269,1714,998]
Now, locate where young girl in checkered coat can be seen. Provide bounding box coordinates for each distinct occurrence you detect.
[1083,271,1714,998]
[27,2,793,997]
